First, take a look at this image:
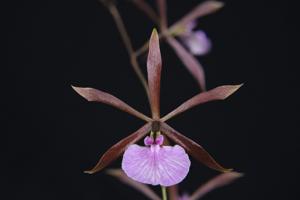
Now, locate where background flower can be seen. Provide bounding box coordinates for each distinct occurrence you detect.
[179,21,212,56]
[107,169,243,200]
[131,0,224,91]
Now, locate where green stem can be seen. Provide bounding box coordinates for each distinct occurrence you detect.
[161,186,168,200]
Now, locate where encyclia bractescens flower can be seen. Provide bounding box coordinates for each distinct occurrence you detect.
[72,29,242,185]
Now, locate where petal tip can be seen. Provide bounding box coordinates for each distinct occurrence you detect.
[71,85,80,93]
[84,170,94,174]
[231,171,244,178]
[150,28,160,46]
[232,83,244,92]
[151,28,159,37]
[223,168,234,173]
[71,85,91,101]
[223,84,243,99]
[212,1,225,9]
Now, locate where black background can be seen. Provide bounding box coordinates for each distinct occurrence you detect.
[4,0,295,200]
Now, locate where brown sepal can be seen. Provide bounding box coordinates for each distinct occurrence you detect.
[189,172,243,200]
[72,86,151,122]
[162,84,243,121]
[166,36,206,91]
[85,123,151,174]
[107,169,161,200]
[147,29,162,119]
[172,0,224,28]
[161,123,232,173]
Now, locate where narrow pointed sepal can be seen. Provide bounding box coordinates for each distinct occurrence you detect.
[147,29,162,119]
[72,86,151,122]
[166,36,206,91]
[189,172,243,200]
[161,123,232,172]
[172,0,224,28]
[84,123,151,174]
[106,169,161,200]
[162,84,243,121]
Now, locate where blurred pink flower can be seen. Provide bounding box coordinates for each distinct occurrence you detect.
[178,193,190,200]
[179,21,211,56]
[122,135,190,186]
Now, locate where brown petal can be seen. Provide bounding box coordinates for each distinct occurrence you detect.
[72,86,151,122]
[156,0,167,28]
[166,36,206,91]
[171,0,224,28]
[147,29,162,120]
[107,169,161,200]
[189,172,243,200]
[85,123,151,174]
[161,84,243,121]
[161,123,232,172]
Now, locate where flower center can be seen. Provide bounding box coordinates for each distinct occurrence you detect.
[151,121,161,132]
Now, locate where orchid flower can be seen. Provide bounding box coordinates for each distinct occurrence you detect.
[178,21,211,56]
[131,0,224,91]
[107,168,243,200]
[72,30,242,185]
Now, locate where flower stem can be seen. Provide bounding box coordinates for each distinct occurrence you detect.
[101,1,150,101]
[130,0,159,24]
[161,186,168,200]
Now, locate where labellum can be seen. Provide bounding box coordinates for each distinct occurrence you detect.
[122,134,191,187]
